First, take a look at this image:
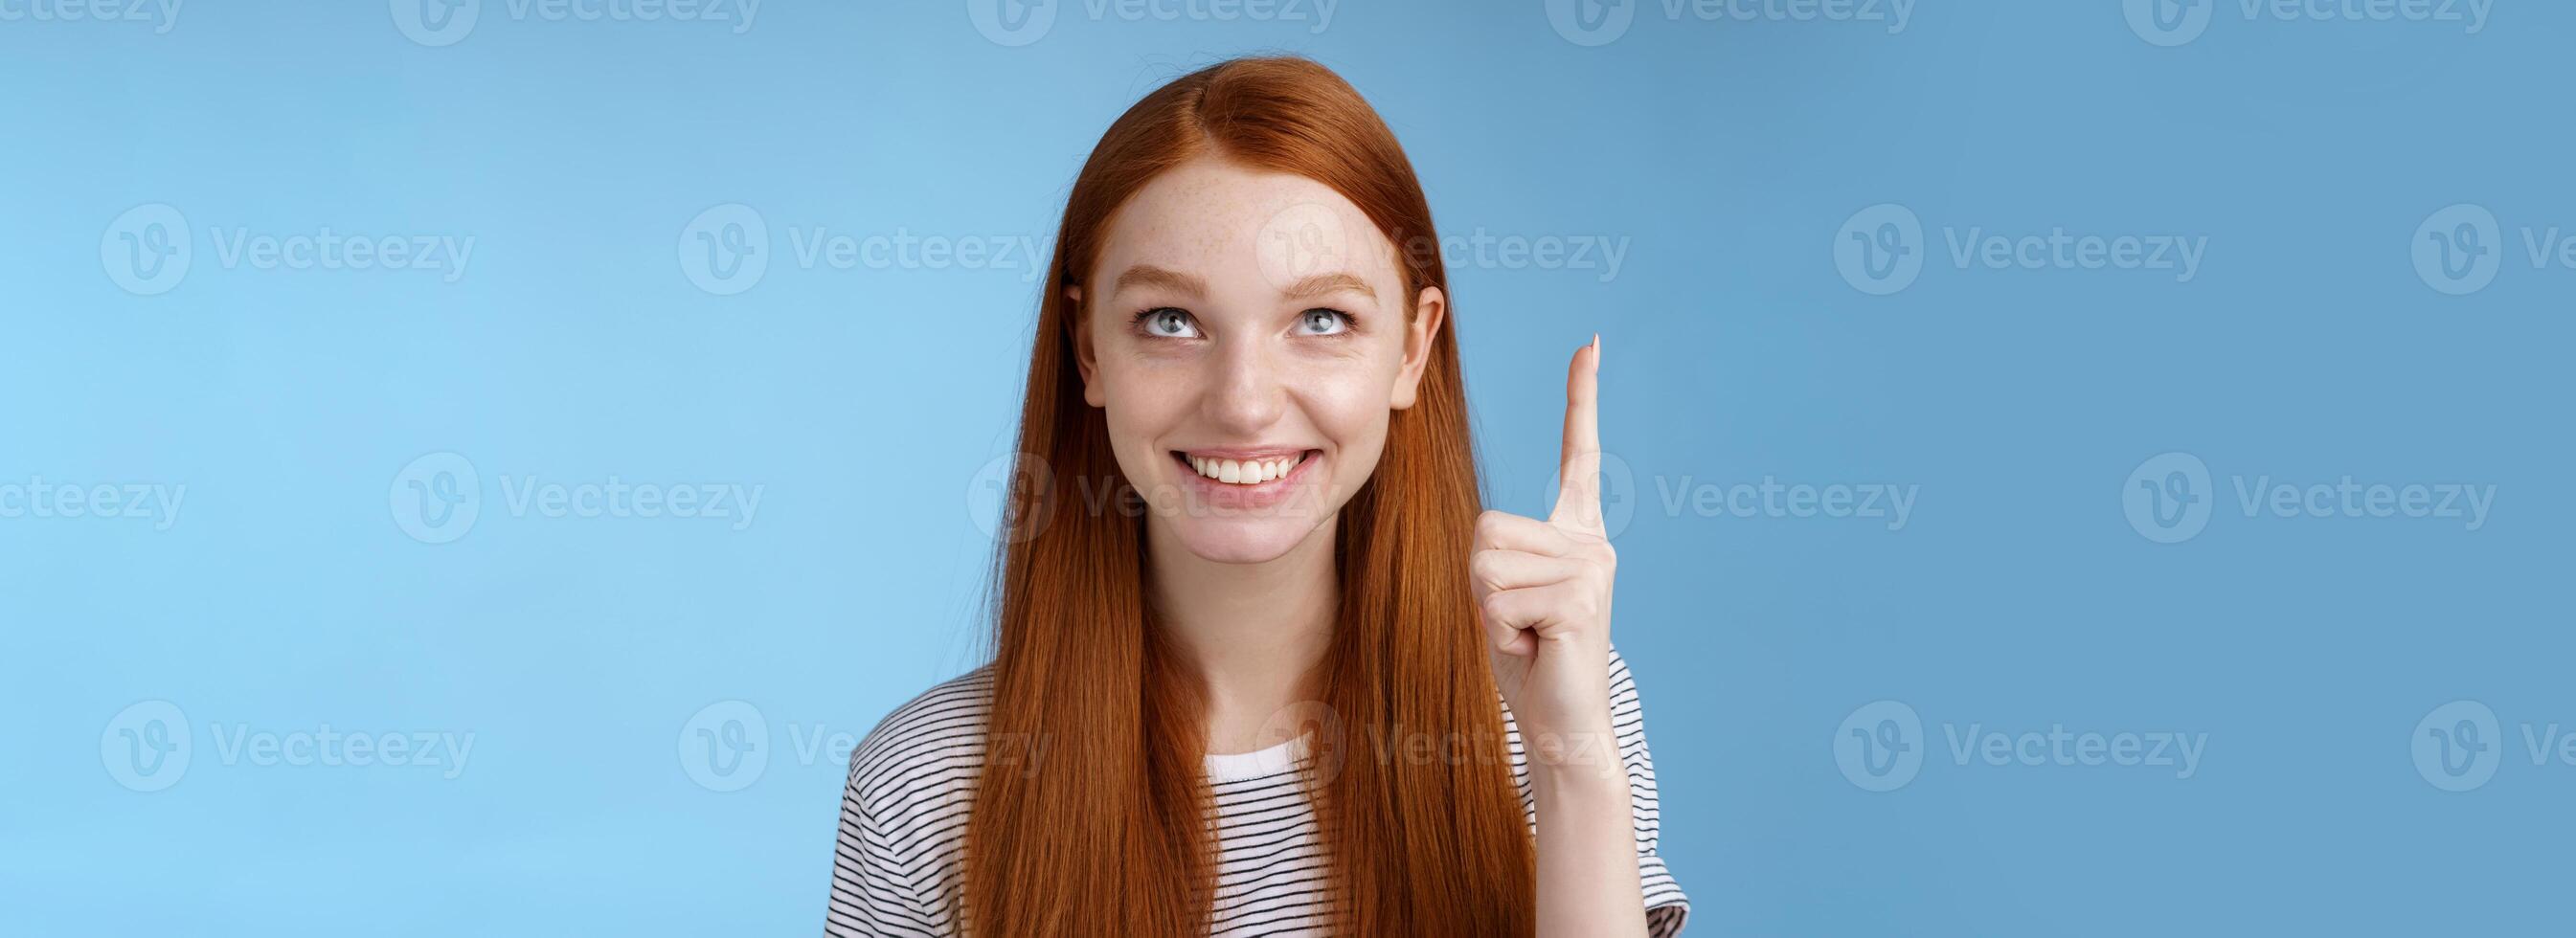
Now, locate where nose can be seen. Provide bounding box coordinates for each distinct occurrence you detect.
[1200,333,1287,434]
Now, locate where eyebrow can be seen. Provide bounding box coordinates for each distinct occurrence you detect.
[1107,264,1378,303]
[1280,272,1377,303]
[1112,264,1207,297]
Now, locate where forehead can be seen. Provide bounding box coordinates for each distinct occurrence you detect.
[1093,154,1400,291]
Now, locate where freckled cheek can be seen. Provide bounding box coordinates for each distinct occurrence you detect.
[1281,361,1398,477]
[1096,361,1198,469]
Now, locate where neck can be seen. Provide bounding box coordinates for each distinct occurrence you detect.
[1144,515,1340,753]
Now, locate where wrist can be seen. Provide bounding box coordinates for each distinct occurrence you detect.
[1525,726,1625,792]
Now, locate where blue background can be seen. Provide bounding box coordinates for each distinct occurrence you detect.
[5,0,2569,934]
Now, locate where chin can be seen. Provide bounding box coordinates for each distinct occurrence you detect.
[1162,514,1323,565]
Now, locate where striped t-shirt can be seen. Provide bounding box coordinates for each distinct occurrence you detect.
[825,647,1690,936]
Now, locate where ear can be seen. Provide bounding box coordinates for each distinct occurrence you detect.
[1066,285,1106,408]
[1390,285,1445,411]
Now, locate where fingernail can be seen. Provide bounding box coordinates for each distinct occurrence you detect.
[1592,332,1601,357]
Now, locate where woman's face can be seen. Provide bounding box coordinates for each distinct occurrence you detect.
[1071,153,1444,565]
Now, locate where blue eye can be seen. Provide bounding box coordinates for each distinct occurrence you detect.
[1136,307,1202,339]
[1295,308,1353,336]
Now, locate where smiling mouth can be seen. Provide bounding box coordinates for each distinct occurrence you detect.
[1170,449,1320,486]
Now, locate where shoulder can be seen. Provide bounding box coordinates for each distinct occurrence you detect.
[830,669,992,935]
[844,666,997,825]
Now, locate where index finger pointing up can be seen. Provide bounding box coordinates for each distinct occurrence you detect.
[1551,333,1603,533]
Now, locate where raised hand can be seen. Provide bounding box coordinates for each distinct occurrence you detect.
[1471,334,1618,770]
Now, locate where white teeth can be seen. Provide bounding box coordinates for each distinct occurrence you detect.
[1187,452,1304,485]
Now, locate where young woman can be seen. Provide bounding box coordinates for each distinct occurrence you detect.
[825,56,1688,937]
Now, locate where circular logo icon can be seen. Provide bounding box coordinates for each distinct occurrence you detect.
[679,700,770,792]
[391,0,481,47]
[1254,200,1354,293]
[1252,700,1348,785]
[1834,203,1923,296]
[679,203,770,296]
[1834,700,1922,792]
[2411,203,2501,296]
[2123,451,2212,544]
[966,452,1056,544]
[101,700,192,793]
[101,203,192,296]
[2411,700,2500,793]
[391,452,482,545]
[1544,449,1638,541]
[966,0,1056,46]
[1545,0,1635,47]
[2124,0,2212,47]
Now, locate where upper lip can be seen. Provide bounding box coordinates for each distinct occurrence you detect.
[1173,446,1315,460]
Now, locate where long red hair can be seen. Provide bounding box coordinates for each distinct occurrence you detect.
[963,56,1535,937]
